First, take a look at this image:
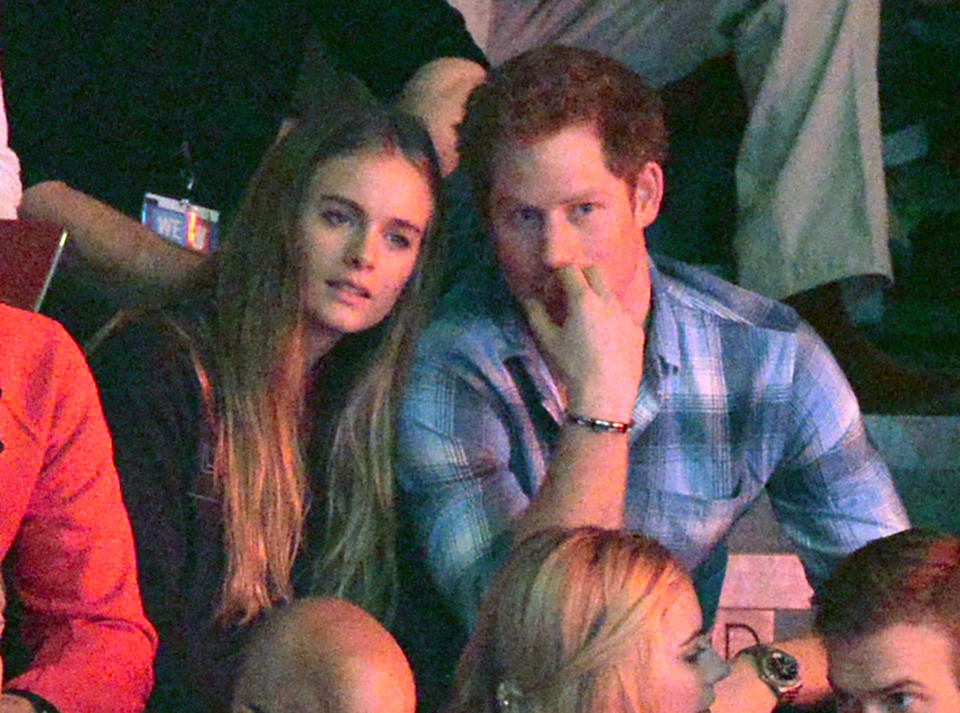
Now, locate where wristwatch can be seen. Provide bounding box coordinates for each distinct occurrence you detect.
[736,644,803,704]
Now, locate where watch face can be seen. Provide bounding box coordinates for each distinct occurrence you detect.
[767,650,800,682]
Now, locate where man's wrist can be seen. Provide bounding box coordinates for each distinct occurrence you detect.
[2,690,61,713]
[565,392,636,424]
[565,412,635,434]
[712,655,779,713]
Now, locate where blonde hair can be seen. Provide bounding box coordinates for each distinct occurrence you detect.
[447,528,690,713]
[197,106,443,625]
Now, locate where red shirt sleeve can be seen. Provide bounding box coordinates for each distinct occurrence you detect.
[0,305,157,713]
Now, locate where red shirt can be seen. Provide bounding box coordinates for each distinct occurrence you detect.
[0,303,156,713]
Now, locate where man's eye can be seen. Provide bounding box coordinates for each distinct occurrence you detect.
[321,209,352,226]
[885,691,918,713]
[511,207,541,227]
[570,202,596,218]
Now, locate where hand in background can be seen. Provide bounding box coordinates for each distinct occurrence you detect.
[397,58,487,177]
[0,694,37,713]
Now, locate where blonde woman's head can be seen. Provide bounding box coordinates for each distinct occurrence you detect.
[448,528,728,713]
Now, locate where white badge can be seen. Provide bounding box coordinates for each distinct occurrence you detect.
[141,192,220,254]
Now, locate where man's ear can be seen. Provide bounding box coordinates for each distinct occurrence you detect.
[631,161,664,228]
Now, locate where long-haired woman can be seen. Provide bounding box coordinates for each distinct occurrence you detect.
[446,527,729,713]
[90,103,444,713]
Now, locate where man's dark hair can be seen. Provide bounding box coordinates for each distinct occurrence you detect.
[814,528,960,685]
[457,44,667,218]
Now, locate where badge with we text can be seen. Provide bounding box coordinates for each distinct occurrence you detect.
[141,193,220,254]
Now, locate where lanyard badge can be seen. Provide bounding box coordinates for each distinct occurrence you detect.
[140,140,220,254]
[141,193,220,254]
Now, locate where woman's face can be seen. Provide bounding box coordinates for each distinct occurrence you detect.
[298,146,433,353]
[827,623,960,713]
[638,580,729,713]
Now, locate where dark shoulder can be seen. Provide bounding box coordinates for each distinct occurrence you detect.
[88,301,215,418]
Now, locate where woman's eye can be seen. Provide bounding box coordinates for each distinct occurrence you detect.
[683,641,710,665]
[385,232,412,249]
[321,209,352,227]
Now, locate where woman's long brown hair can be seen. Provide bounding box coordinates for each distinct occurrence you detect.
[207,106,444,625]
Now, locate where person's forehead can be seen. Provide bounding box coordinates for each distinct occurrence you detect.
[490,123,602,167]
[828,623,959,692]
[487,124,626,204]
[661,579,702,639]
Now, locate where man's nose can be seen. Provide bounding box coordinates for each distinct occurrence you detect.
[540,218,579,269]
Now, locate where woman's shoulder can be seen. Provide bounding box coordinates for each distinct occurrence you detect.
[88,299,217,500]
[92,299,212,369]
[88,299,217,412]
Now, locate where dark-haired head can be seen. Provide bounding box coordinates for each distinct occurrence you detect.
[457,45,667,222]
[815,528,960,694]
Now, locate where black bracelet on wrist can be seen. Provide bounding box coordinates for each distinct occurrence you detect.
[565,412,635,434]
[4,689,62,713]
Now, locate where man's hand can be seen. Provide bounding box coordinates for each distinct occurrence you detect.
[711,654,779,713]
[522,265,645,421]
[0,694,38,713]
[511,264,643,538]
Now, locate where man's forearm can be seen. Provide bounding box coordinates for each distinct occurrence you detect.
[19,181,205,295]
[511,264,645,545]
[513,422,630,543]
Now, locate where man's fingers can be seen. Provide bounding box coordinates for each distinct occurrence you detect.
[550,264,610,301]
[551,264,590,299]
[521,297,558,345]
[581,264,612,298]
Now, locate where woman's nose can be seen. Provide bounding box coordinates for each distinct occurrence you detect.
[344,228,377,270]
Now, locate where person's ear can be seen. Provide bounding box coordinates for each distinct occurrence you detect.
[631,161,664,228]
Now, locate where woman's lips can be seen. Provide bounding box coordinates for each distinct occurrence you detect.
[326,279,371,299]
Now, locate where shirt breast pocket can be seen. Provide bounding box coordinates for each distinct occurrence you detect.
[624,473,759,572]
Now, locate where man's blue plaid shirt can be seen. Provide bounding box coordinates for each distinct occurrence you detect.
[396,257,908,626]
